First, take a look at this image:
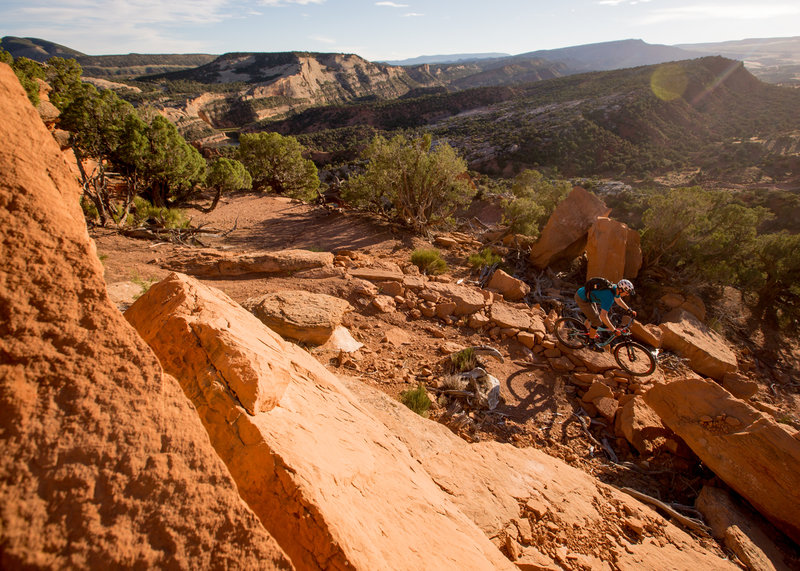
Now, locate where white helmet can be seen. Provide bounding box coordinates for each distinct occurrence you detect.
[617,279,635,294]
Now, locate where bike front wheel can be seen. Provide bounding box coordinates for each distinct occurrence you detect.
[554,317,588,349]
[613,341,657,376]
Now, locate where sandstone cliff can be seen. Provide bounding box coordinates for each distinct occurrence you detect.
[0,62,291,569]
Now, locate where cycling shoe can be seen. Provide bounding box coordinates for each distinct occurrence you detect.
[587,340,604,353]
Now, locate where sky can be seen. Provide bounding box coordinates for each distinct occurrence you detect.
[1,0,799,62]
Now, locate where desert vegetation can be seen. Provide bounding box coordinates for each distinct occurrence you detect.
[342,133,474,232]
[4,46,800,333]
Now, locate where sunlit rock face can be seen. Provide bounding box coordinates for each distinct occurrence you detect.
[0,63,291,569]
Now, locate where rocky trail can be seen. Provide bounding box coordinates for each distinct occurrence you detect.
[93,191,800,568]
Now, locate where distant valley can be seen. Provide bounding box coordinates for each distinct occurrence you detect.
[3,35,800,189]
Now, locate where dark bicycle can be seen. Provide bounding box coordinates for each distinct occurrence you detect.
[553,315,658,376]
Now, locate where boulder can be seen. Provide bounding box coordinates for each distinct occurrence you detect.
[341,376,738,571]
[696,486,794,571]
[631,320,662,348]
[659,308,738,380]
[566,347,618,374]
[582,381,614,403]
[486,269,530,301]
[722,372,759,399]
[659,292,707,321]
[517,331,537,349]
[426,282,486,315]
[162,247,333,276]
[585,217,629,282]
[372,294,397,313]
[381,326,412,347]
[320,325,363,353]
[529,186,610,268]
[243,290,352,345]
[126,273,515,571]
[528,307,548,337]
[644,378,800,544]
[0,63,289,569]
[489,301,532,330]
[623,226,643,278]
[682,294,707,322]
[614,396,675,455]
[594,397,619,423]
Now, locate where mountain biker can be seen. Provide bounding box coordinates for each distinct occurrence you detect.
[574,279,636,346]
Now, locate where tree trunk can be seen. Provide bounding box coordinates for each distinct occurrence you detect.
[202,187,222,213]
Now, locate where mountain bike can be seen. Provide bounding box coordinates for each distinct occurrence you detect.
[553,315,657,376]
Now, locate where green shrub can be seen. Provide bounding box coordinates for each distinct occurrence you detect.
[400,384,432,417]
[341,133,474,232]
[130,271,157,299]
[128,196,190,229]
[237,131,319,201]
[501,170,571,239]
[467,248,502,270]
[411,248,448,275]
[80,196,99,221]
[449,348,477,373]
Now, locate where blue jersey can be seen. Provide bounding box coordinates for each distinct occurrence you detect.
[577,285,618,311]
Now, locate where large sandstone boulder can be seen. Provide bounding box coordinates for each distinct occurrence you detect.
[586,217,633,281]
[161,247,334,276]
[0,63,290,569]
[341,376,738,570]
[696,486,795,571]
[624,226,643,278]
[630,320,663,348]
[529,186,611,268]
[125,273,515,571]
[614,396,676,455]
[659,308,738,380]
[645,378,800,544]
[243,290,353,345]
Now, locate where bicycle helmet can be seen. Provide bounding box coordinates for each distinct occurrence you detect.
[617,279,635,295]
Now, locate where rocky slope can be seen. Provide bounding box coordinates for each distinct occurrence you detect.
[0,63,290,568]
[4,59,800,570]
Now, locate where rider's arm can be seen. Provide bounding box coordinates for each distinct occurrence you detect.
[614,296,631,311]
[599,309,616,331]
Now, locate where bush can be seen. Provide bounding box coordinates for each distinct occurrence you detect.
[449,348,477,373]
[127,197,190,229]
[399,384,432,417]
[237,131,319,201]
[411,248,448,275]
[502,170,571,239]
[342,133,474,233]
[467,248,502,270]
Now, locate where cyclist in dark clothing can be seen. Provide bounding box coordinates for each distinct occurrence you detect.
[574,279,636,344]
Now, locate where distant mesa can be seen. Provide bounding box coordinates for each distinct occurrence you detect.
[379,52,511,66]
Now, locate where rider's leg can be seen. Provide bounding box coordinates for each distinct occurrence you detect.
[574,292,601,339]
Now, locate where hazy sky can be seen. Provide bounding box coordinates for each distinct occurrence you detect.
[2,0,799,61]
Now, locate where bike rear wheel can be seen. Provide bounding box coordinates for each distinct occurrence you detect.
[554,317,588,349]
[613,341,656,376]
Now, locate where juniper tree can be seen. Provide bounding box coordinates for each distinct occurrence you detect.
[237,131,319,201]
[342,133,473,233]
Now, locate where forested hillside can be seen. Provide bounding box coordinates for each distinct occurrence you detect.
[270,57,800,182]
